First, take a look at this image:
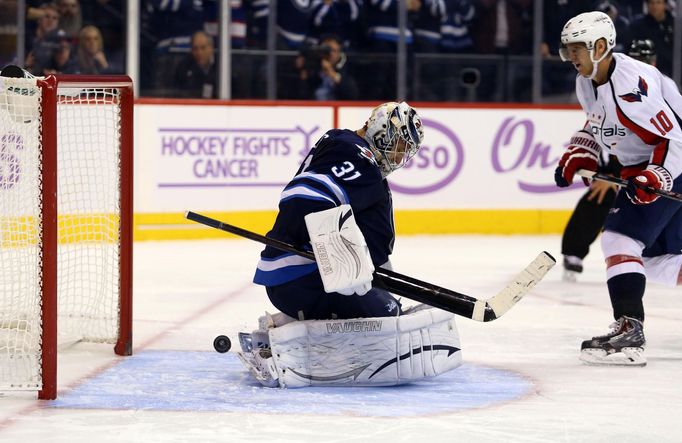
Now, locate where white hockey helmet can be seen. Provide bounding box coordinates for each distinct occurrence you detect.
[362,101,424,177]
[559,11,616,78]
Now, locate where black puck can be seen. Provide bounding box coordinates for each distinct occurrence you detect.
[213,335,232,353]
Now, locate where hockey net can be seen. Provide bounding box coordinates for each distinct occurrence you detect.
[0,75,133,399]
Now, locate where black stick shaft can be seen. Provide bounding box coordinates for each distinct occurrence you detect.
[185,211,482,318]
[578,170,682,202]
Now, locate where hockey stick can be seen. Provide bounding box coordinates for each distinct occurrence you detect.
[577,169,682,203]
[185,211,555,322]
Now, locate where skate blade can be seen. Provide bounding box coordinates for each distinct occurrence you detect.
[580,347,646,367]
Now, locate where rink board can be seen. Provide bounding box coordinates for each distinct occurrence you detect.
[50,350,533,416]
[133,101,586,239]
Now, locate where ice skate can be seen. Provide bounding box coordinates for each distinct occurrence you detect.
[236,332,279,387]
[580,316,646,366]
[562,256,583,282]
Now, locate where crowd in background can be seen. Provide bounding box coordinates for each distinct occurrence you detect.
[15,0,678,101]
[24,0,124,76]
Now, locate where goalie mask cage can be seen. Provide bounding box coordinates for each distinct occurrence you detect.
[0,75,133,400]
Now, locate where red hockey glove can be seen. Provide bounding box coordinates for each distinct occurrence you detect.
[626,165,673,205]
[554,130,601,187]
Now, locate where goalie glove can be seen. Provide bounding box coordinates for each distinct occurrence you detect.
[305,205,374,296]
[625,165,673,205]
[554,129,601,187]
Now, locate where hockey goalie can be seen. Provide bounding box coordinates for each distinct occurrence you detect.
[238,102,462,387]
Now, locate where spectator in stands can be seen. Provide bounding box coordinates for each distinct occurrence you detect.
[472,0,532,55]
[597,1,631,53]
[540,0,593,99]
[295,34,359,100]
[44,33,78,74]
[248,0,315,49]
[471,0,533,101]
[432,0,476,101]
[414,0,444,53]
[56,0,82,40]
[202,0,247,49]
[306,0,362,49]
[541,0,593,57]
[75,25,118,74]
[439,0,475,53]
[140,0,206,93]
[619,0,646,20]
[365,0,421,52]
[629,0,673,76]
[25,3,65,75]
[172,31,217,99]
[80,0,125,64]
[413,0,445,101]
[363,0,421,99]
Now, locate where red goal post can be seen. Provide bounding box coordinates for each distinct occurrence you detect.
[0,74,133,400]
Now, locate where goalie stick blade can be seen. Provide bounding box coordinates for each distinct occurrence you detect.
[472,251,556,322]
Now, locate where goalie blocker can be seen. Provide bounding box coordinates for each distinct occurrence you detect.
[237,304,462,388]
[305,204,374,296]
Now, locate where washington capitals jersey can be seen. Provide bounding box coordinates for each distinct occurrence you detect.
[575,53,682,179]
[253,129,394,287]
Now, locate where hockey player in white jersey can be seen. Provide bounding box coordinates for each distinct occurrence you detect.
[554,11,682,366]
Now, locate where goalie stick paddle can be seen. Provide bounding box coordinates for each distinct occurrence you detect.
[185,211,555,322]
[577,169,682,203]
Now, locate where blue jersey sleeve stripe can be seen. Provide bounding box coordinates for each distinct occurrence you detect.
[280,185,337,205]
[253,263,318,286]
[256,254,314,271]
[293,172,349,205]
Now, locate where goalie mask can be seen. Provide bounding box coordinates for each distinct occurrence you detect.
[362,102,424,178]
[559,11,616,80]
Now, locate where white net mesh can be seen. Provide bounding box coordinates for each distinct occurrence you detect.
[0,78,123,391]
[0,77,43,390]
[57,87,121,343]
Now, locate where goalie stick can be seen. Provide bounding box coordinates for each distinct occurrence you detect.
[577,169,682,203]
[185,211,555,322]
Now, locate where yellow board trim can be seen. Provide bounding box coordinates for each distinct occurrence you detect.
[133,210,573,241]
[1,214,120,247]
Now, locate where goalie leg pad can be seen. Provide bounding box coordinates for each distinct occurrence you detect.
[264,306,462,388]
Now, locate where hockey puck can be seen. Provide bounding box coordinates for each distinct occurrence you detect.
[213,335,232,353]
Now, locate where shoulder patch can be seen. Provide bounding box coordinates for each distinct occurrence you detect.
[619,76,648,103]
[355,143,378,166]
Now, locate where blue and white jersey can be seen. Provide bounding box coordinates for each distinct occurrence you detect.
[278,0,316,48]
[439,0,475,52]
[253,129,394,287]
[414,0,446,47]
[366,0,414,44]
[306,0,362,47]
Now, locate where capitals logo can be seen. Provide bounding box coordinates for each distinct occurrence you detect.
[619,76,649,103]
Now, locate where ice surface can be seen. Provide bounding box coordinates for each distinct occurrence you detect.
[1,236,681,442]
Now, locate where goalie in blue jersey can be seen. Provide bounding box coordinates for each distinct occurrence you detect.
[253,101,423,321]
[239,103,464,388]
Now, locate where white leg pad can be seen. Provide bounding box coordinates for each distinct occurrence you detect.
[262,306,462,388]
